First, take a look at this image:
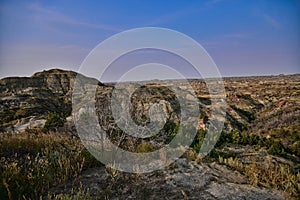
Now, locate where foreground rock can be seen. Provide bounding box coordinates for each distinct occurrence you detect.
[49,158,286,200]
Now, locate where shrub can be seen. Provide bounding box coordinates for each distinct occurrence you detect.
[291,142,300,157]
[136,141,156,153]
[268,141,286,156]
[191,129,206,152]
[43,112,66,131]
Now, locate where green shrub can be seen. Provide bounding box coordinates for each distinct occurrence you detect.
[231,130,241,144]
[291,142,300,157]
[80,149,102,168]
[136,142,156,153]
[43,112,66,131]
[191,129,206,152]
[268,141,286,156]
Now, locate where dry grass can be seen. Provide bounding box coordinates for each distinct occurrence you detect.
[46,183,93,200]
[1,130,299,199]
[0,131,91,199]
[218,156,300,198]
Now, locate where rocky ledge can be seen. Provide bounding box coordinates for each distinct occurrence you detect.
[49,158,286,200]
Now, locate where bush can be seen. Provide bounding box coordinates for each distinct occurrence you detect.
[191,129,206,152]
[231,130,241,144]
[268,141,286,156]
[43,112,66,131]
[136,141,156,153]
[291,142,300,157]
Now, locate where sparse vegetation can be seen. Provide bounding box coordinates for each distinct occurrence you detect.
[0,70,299,199]
[136,141,156,153]
[46,183,93,200]
[190,129,300,198]
[218,156,300,198]
[43,112,67,132]
[0,131,97,199]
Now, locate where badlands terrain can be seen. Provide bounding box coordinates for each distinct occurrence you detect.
[0,69,299,199]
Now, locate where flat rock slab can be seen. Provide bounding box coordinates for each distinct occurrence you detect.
[48,159,286,200]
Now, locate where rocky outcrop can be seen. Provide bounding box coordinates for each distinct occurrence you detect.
[1,69,299,144]
[1,69,299,199]
[0,69,101,131]
[49,158,286,199]
[0,69,76,96]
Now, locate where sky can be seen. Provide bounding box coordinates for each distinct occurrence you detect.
[0,0,299,81]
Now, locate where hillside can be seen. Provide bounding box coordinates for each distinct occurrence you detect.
[1,70,299,147]
[0,69,102,132]
[0,69,299,199]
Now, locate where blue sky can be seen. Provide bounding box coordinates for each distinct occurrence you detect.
[0,0,299,80]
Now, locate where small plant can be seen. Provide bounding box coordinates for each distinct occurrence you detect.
[105,164,120,184]
[46,183,92,200]
[104,163,120,199]
[136,141,156,153]
[43,112,66,132]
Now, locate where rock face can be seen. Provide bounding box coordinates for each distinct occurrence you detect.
[0,69,100,132]
[49,158,286,200]
[0,69,77,98]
